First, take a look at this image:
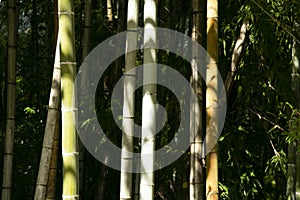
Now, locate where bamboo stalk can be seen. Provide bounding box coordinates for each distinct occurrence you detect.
[34,33,61,200]
[120,0,139,199]
[206,0,219,199]
[59,0,79,198]
[78,0,92,198]
[289,3,300,199]
[46,119,60,200]
[139,0,157,200]
[189,0,206,199]
[2,0,18,199]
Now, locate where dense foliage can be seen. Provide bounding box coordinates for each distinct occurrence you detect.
[0,0,299,199]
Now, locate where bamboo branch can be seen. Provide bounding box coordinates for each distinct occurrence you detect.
[225,21,249,95]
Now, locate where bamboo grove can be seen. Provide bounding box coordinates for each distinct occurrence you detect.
[0,0,300,199]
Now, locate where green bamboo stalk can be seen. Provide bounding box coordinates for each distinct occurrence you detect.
[58,0,79,199]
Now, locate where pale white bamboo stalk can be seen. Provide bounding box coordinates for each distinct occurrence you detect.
[107,0,113,21]
[139,0,157,200]
[120,0,139,199]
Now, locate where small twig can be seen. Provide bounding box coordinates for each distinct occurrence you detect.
[268,134,280,156]
[248,107,282,156]
[248,107,285,132]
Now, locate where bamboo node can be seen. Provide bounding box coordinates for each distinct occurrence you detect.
[54,66,61,70]
[7,81,16,85]
[127,28,139,32]
[7,45,17,48]
[123,73,136,77]
[57,11,74,15]
[208,191,219,195]
[60,61,77,65]
[61,107,78,112]
[291,73,299,77]
[140,183,155,186]
[62,194,79,198]
[62,152,79,156]
[2,186,12,189]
